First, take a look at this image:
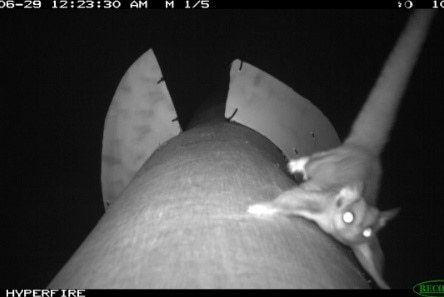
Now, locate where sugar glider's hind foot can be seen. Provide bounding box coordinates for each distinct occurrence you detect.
[288,157,309,180]
[247,202,280,216]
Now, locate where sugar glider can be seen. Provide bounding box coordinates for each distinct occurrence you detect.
[248,10,436,289]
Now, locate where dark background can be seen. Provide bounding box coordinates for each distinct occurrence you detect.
[2,10,443,288]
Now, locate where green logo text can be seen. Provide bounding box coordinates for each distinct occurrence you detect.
[413,280,444,297]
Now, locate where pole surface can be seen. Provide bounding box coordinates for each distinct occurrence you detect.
[49,121,369,288]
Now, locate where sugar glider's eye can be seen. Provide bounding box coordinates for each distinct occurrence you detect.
[362,227,373,238]
[342,211,354,224]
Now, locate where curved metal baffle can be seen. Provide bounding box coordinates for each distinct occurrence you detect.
[225,60,340,161]
[101,49,181,210]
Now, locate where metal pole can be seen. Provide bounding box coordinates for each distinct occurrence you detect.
[48,117,368,288]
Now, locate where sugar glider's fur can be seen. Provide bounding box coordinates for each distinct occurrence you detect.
[248,10,435,289]
[248,183,399,289]
[290,10,436,205]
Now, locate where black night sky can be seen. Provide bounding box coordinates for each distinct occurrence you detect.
[2,10,443,288]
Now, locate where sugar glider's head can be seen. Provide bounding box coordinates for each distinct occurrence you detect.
[331,184,399,245]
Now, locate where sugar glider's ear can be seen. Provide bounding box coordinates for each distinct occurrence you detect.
[336,183,363,207]
[377,208,400,229]
[352,240,389,289]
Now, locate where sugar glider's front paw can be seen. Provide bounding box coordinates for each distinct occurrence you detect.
[287,157,309,180]
[247,203,280,216]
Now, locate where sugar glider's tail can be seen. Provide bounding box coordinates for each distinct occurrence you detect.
[346,10,436,154]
